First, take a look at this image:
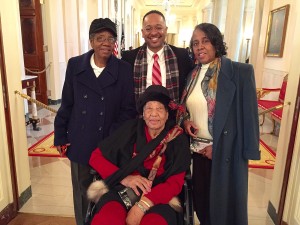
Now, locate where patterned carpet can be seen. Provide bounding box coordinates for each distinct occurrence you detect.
[28,132,61,157]
[249,140,276,169]
[28,132,276,169]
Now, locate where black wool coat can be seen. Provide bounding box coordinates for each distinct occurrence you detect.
[54,50,137,164]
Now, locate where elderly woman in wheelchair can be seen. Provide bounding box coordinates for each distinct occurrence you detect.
[87,85,191,225]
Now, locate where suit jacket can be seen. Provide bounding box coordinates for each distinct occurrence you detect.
[54,50,136,164]
[121,44,194,98]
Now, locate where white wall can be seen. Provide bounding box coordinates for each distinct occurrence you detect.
[262,0,300,223]
[43,0,67,100]
[0,0,31,203]
[277,0,300,223]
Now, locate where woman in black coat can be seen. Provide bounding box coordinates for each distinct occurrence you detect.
[54,18,136,225]
[180,23,260,225]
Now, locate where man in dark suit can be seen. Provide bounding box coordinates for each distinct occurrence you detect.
[122,10,194,103]
[54,18,136,225]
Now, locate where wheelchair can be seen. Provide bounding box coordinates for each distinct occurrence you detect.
[84,169,194,225]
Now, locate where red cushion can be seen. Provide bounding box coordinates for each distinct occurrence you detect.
[258,100,283,120]
[271,109,283,120]
[278,80,287,103]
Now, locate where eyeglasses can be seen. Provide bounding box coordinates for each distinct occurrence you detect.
[94,36,116,44]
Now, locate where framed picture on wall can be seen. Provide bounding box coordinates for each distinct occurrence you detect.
[265,4,290,57]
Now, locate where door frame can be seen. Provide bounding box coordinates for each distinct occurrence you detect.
[0,15,19,225]
[278,76,300,225]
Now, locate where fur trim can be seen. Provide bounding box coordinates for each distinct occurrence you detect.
[168,196,183,212]
[87,180,109,203]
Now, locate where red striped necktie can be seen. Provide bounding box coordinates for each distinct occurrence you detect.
[152,53,162,85]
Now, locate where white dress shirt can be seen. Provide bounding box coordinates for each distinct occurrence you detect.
[146,48,166,87]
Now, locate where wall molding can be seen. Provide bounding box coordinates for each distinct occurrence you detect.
[268,201,277,224]
[0,203,17,225]
[18,185,32,209]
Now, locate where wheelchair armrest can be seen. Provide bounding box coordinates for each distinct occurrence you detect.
[184,169,192,180]
[183,169,194,225]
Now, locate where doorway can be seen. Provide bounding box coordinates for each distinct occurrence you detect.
[19,0,48,104]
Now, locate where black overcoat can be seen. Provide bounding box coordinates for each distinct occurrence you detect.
[54,50,136,164]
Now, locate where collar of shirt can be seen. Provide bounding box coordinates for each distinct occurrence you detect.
[145,47,166,87]
[146,47,164,63]
[90,53,105,78]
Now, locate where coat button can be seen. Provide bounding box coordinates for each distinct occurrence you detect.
[83,94,88,98]
[99,112,103,116]
[82,110,86,115]
[226,158,230,163]
[223,130,228,135]
[98,127,102,131]
[101,96,104,101]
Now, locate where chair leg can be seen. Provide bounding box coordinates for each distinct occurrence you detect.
[259,114,266,126]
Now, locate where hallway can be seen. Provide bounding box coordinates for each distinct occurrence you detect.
[11,106,276,224]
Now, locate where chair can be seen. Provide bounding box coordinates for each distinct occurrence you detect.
[257,75,289,132]
[84,169,194,225]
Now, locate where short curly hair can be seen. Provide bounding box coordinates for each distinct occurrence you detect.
[190,23,227,57]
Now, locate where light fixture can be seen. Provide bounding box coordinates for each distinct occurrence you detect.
[161,0,178,13]
[245,38,251,63]
[162,0,171,12]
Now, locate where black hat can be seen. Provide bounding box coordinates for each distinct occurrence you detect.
[89,18,117,37]
[136,85,171,114]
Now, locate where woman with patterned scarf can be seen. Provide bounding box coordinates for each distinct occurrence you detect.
[87,85,191,225]
[180,23,260,225]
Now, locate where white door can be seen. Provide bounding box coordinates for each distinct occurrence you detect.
[0,71,13,213]
[286,135,300,225]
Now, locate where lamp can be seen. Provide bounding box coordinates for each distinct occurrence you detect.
[244,30,253,63]
[245,38,250,63]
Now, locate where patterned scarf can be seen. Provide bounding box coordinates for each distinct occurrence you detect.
[133,43,180,102]
[178,58,221,136]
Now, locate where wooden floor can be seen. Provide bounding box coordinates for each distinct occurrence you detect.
[8,213,76,225]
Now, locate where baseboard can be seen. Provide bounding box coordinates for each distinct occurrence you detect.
[268,201,277,224]
[18,185,32,209]
[0,203,17,225]
[48,98,61,105]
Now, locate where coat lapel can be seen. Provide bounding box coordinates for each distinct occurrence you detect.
[213,57,236,149]
[75,51,118,95]
[97,56,119,89]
